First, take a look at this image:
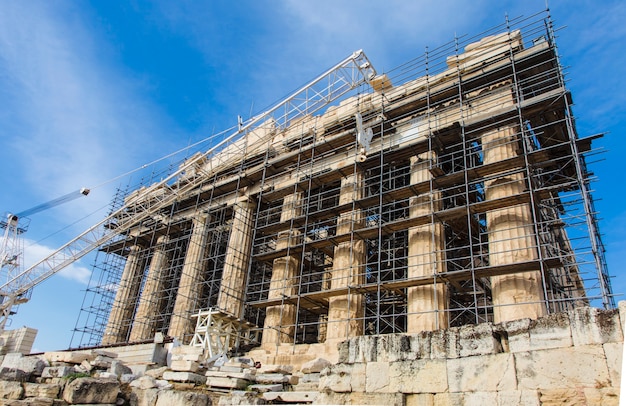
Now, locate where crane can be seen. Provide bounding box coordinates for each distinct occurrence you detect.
[0,50,376,336]
[0,188,90,332]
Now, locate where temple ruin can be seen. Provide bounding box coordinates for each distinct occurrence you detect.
[71,11,613,366]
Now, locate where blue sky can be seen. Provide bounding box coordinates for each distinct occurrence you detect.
[0,0,624,352]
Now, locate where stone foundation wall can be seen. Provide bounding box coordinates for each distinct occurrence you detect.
[318,304,624,405]
[0,304,621,405]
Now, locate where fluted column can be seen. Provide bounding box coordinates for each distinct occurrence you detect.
[483,125,546,323]
[168,215,209,342]
[129,234,170,342]
[217,198,256,318]
[102,244,146,345]
[326,171,366,341]
[407,152,448,333]
[262,192,302,347]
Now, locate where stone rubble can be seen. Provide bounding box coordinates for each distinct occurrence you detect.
[0,305,619,405]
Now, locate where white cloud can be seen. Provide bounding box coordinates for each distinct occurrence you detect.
[0,1,173,226]
[279,0,491,64]
[21,238,92,285]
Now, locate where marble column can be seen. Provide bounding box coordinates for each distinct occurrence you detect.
[407,152,448,333]
[262,192,302,347]
[483,125,547,323]
[102,244,146,345]
[167,215,209,342]
[128,234,170,342]
[326,172,366,341]
[217,198,256,318]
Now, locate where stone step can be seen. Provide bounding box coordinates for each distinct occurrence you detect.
[248,383,283,392]
[206,376,249,390]
[161,371,206,384]
[205,369,255,380]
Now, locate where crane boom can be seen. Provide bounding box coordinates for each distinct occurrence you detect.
[0,50,376,331]
[15,188,90,219]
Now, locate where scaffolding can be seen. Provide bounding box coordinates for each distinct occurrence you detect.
[71,10,613,355]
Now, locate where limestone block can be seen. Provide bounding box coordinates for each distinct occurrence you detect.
[405,393,434,406]
[570,307,623,346]
[300,358,330,373]
[262,391,318,403]
[337,340,351,363]
[448,391,498,405]
[319,363,365,393]
[129,364,157,376]
[496,390,540,405]
[257,364,292,374]
[430,327,460,359]
[413,332,432,360]
[0,354,48,381]
[144,366,168,379]
[228,357,255,367]
[292,381,319,391]
[499,313,573,352]
[170,360,200,372]
[375,335,391,362]
[254,373,289,384]
[130,375,158,390]
[22,383,60,399]
[112,343,167,365]
[41,366,74,379]
[359,335,378,362]
[110,360,133,377]
[458,323,501,357]
[206,376,249,389]
[315,392,405,406]
[219,365,244,373]
[155,379,172,389]
[92,349,118,358]
[502,318,532,353]
[538,388,586,405]
[205,369,255,381]
[299,372,320,383]
[220,391,267,405]
[120,373,137,384]
[583,387,619,406]
[603,342,623,386]
[79,360,93,372]
[389,359,447,393]
[523,313,573,351]
[129,387,159,406]
[386,335,414,362]
[516,346,610,390]
[170,345,204,362]
[345,336,377,363]
[91,354,115,368]
[222,362,250,370]
[365,361,390,392]
[248,383,282,392]
[0,380,24,399]
[161,371,206,384]
[447,353,517,392]
[62,377,119,404]
[379,334,429,363]
[155,390,210,406]
[44,351,94,364]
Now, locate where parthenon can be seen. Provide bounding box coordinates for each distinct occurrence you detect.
[72,13,612,364]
